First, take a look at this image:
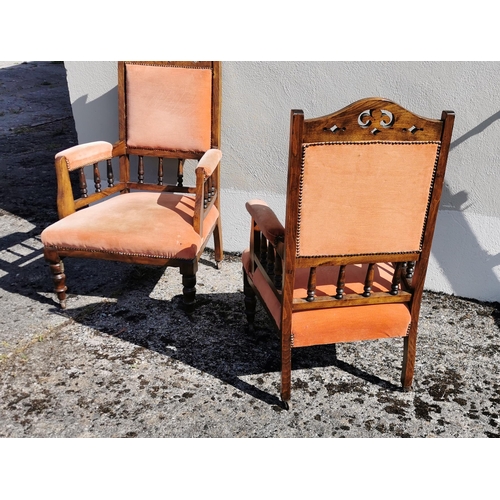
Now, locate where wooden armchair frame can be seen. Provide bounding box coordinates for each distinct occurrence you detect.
[42,61,222,310]
[243,98,454,407]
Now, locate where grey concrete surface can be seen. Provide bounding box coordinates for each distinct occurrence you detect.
[0,62,499,438]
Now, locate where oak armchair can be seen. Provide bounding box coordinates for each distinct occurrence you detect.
[41,61,222,311]
[242,98,454,408]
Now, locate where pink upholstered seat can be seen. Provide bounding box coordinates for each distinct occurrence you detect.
[242,250,411,347]
[42,193,219,261]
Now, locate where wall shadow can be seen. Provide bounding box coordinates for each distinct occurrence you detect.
[430,111,500,302]
[432,185,500,301]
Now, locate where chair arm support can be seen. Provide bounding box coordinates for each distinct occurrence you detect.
[55,141,113,171]
[246,199,285,246]
[195,149,222,178]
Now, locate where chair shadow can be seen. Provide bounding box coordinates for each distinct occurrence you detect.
[45,271,402,406]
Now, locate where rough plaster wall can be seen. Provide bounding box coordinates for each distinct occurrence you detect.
[64,61,500,302]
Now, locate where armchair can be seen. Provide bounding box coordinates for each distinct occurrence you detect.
[41,61,222,311]
[242,98,454,408]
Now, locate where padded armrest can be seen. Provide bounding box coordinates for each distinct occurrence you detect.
[55,141,113,171]
[246,199,285,245]
[195,149,222,178]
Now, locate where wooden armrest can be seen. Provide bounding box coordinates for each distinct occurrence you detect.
[195,149,222,178]
[246,199,285,246]
[54,141,115,219]
[55,141,113,171]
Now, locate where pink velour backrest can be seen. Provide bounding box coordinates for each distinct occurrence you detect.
[125,63,213,153]
[296,141,440,257]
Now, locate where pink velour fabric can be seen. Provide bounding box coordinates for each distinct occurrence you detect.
[297,142,440,257]
[55,141,113,171]
[41,192,219,260]
[196,149,222,178]
[125,64,212,152]
[242,250,411,347]
[245,199,285,244]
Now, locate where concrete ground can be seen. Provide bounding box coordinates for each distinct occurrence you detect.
[0,62,499,438]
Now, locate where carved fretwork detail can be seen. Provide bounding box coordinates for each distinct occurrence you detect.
[358,110,372,128]
[358,109,395,133]
[324,125,346,134]
[380,109,394,128]
[407,125,423,134]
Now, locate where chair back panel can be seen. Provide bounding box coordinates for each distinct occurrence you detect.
[124,63,213,152]
[296,141,440,257]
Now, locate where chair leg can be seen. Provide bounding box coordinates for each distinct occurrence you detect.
[243,270,256,333]
[180,261,197,312]
[281,334,292,409]
[44,249,67,309]
[213,217,223,269]
[401,327,417,390]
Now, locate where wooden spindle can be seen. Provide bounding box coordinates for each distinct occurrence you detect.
[390,262,404,295]
[106,159,114,187]
[138,156,144,184]
[78,168,88,198]
[93,163,101,193]
[253,225,261,258]
[363,263,375,297]
[335,265,346,299]
[204,180,209,209]
[177,159,184,187]
[406,261,415,279]
[158,157,164,185]
[267,244,275,276]
[243,272,256,332]
[260,234,268,266]
[274,252,283,290]
[307,267,317,302]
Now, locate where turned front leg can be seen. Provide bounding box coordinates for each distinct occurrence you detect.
[180,261,198,311]
[44,250,67,309]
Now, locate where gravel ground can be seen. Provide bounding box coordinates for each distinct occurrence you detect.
[0,62,499,439]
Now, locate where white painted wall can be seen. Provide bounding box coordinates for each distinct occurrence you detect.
[64,61,500,303]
